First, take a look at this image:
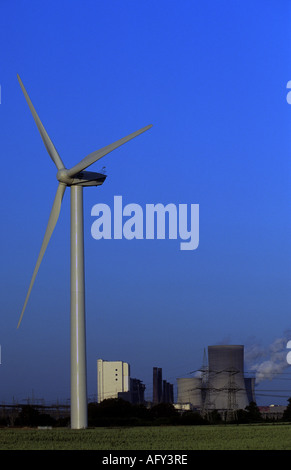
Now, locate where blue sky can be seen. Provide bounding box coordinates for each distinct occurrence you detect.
[0,0,291,406]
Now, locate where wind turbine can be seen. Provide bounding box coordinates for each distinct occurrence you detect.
[17,74,152,429]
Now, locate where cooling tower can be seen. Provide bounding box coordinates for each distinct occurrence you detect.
[177,377,203,408]
[205,345,249,412]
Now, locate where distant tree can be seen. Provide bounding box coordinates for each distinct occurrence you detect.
[245,401,262,422]
[236,408,249,424]
[15,405,40,426]
[207,409,222,424]
[97,398,134,418]
[282,397,291,422]
[14,405,55,427]
[0,417,8,427]
[88,398,148,426]
[179,410,207,425]
[150,403,178,419]
[88,402,100,424]
[131,403,149,420]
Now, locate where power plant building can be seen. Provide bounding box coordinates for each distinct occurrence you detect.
[153,367,174,404]
[176,345,255,417]
[97,359,145,404]
[98,345,255,416]
[177,377,203,408]
[97,359,130,403]
[153,367,163,404]
[205,345,249,412]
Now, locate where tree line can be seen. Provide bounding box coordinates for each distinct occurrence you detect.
[1,397,291,427]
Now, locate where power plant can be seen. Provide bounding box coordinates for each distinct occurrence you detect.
[0,344,286,425]
[97,344,257,420]
[177,377,203,409]
[97,359,146,405]
[153,367,174,404]
[176,345,256,419]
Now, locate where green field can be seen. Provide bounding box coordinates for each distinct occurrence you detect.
[0,424,290,450]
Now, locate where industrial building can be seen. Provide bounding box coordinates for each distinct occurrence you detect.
[98,346,257,418]
[97,359,145,404]
[177,377,203,408]
[153,367,174,404]
[176,345,256,419]
[97,359,130,403]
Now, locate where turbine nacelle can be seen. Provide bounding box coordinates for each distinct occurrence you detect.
[57,168,106,186]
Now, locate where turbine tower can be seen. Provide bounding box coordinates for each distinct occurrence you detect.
[17,74,152,429]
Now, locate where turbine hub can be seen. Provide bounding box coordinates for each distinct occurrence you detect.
[56,169,73,185]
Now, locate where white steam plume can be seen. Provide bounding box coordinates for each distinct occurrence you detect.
[245,331,291,384]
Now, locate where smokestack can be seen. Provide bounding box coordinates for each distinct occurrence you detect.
[153,367,162,404]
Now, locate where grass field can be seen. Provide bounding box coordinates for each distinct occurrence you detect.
[0,423,290,450]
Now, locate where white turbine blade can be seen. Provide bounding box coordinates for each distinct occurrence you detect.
[17,74,65,171]
[17,183,66,328]
[67,124,153,177]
